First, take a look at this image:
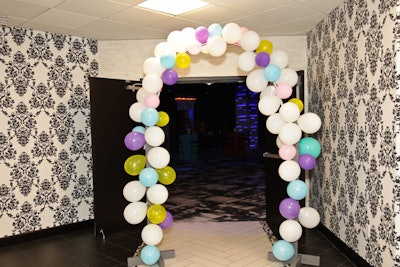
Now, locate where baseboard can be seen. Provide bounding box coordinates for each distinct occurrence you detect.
[318,224,372,267]
[0,219,94,247]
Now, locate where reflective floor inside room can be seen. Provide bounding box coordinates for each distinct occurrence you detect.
[0,148,356,267]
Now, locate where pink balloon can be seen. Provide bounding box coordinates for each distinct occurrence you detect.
[195,26,209,44]
[144,94,160,108]
[279,144,297,160]
[275,84,293,99]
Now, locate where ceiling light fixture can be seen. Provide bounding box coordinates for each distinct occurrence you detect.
[137,0,210,16]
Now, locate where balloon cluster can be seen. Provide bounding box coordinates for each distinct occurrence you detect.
[264,101,322,261]
[123,102,175,265]
[123,22,322,265]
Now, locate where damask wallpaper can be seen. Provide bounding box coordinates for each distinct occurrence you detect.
[307,0,398,266]
[0,26,98,238]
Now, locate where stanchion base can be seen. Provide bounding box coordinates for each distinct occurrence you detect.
[268,251,320,266]
[127,249,175,267]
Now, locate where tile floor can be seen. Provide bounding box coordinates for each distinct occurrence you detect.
[0,147,357,267]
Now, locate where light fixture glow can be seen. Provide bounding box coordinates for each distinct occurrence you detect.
[137,0,210,16]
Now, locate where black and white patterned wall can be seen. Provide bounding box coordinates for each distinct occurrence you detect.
[0,26,98,238]
[307,0,398,266]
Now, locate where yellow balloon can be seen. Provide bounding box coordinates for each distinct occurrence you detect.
[175,52,191,69]
[124,154,146,176]
[288,98,304,112]
[147,204,166,224]
[156,111,170,127]
[256,40,273,54]
[157,166,176,185]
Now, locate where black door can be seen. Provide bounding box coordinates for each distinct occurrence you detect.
[89,77,144,236]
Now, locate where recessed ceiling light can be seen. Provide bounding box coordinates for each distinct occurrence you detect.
[137,0,210,16]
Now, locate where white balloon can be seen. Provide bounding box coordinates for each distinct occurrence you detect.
[266,113,285,134]
[298,207,320,229]
[129,102,146,123]
[123,201,147,225]
[154,41,175,58]
[258,95,281,116]
[147,184,169,204]
[239,31,260,51]
[276,136,284,148]
[144,126,165,147]
[246,69,268,93]
[279,220,302,242]
[278,123,302,145]
[147,147,170,169]
[143,57,165,76]
[278,160,301,181]
[276,68,298,87]
[279,102,300,123]
[270,50,289,69]
[222,23,241,44]
[136,88,149,103]
[260,85,276,98]
[167,30,187,52]
[238,51,256,72]
[206,36,227,57]
[123,181,146,202]
[141,224,163,245]
[297,113,322,134]
[142,74,163,94]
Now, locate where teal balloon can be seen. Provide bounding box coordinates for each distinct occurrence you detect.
[264,64,281,82]
[272,240,295,262]
[208,23,222,37]
[141,108,159,127]
[139,167,158,187]
[287,180,308,200]
[299,137,321,158]
[140,245,160,265]
[132,126,145,134]
[160,54,175,69]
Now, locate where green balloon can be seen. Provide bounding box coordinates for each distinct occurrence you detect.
[299,137,321,158]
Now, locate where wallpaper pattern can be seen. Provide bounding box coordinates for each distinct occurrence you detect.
[307,0,398,266]
[0,26,98,238]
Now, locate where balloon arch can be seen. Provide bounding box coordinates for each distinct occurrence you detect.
[122,22,322,265]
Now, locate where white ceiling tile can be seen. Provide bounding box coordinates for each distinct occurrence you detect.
[17,0,64,8]
[149,17,203,34]
[0,0,48,19]
[31,9,98,28]
[255,3,321,24]
[113,26,167,40]
[55,0,130,17]
[291,0,344,14]
[78,19,133,36]
[107,6,171,26]
[224,15,276,31]
[216,0,293,15]
[180,5,244,26]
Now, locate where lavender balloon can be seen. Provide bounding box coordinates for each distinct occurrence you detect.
[124,131,145,151]
[299,154,316,170]
[255,52,270,67]
[195,26,209,44]
[279,198,300,219]
[162,69,178,85]
[159,211,173,229]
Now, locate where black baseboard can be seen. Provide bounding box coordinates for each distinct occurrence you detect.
[0,219,94,247]
[318,224,372,267]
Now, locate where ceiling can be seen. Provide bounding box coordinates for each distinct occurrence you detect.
[0,0,344,40]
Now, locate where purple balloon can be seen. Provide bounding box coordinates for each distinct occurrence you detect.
[162,69,178,85]
[195,26,209,44]
[299,154,316,170]
[279,198,300,219]
[124,131,145,151]
[255,52,270,67]
[159,211,173,229]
